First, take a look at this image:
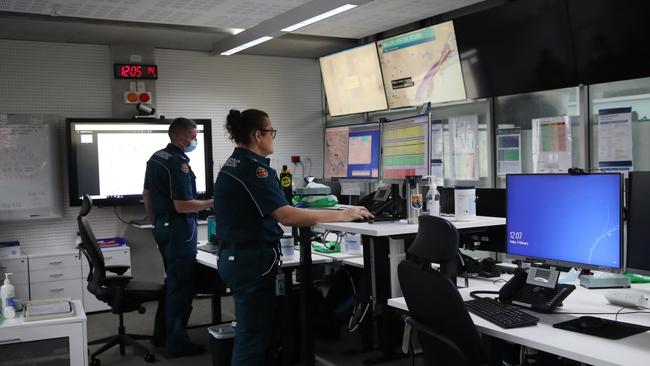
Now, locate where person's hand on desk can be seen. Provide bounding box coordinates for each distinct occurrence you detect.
[340,206,374,221]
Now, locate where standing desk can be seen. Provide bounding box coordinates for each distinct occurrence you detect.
[388,277,650,366]
[313,216,506,363]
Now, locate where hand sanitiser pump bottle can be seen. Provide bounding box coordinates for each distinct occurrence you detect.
[1,273,16,319]
[423,176,440,217]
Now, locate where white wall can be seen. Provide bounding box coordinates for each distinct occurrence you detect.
[0,39,324,249]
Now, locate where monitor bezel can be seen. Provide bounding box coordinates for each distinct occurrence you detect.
[323,122,382,180]
[66,118,214,207]
[625,171,650,276]
[506,173,624,272]
[380,113,431,182]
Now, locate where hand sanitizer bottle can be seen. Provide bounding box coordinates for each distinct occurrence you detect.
[1,273,16,319]
[424,176,440,217]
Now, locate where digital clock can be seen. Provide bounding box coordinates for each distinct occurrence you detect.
[114,64,158,79]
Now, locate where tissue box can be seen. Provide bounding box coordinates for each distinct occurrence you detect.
[0,241,20,258]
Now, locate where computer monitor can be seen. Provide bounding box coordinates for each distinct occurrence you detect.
[507,174,623,271]
[380,114,429,180]
[319,43,388,117]
[377,21,466,109]
[323,123,380,179]
[626,171,650,276]
[67,118,213,206]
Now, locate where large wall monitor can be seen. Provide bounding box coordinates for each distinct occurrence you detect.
[67,118,213,206]
[626,171,650,276]
[377,21,466,108]
[319,43,388,117]
[324,123,380,179]
[381,114,429,180]
[507,173,623,271]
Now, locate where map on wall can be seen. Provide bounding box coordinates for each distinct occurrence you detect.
[378,21,466,109]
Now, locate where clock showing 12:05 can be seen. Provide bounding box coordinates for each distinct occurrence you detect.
[114,64,158,79]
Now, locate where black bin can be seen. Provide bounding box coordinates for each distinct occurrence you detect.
[208,323,235,365]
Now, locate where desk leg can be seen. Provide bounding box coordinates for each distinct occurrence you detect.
[280,267,297,366]
[298,226,315,366]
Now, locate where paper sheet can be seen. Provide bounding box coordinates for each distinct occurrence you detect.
[448,115,479,180]
[597,107,633,172]
[532,116,572,173]
[497,127,522,176]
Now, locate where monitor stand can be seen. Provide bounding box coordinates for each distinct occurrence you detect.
[553,316,650,339]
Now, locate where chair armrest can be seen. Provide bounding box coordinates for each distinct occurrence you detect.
[105,265,130,275]
[99,275,132,287]
[402,315,468,366]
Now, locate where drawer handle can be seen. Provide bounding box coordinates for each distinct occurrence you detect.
[0,338,21,345]
[50,288,64,292]
[49,261,63,265]
[104,256,113,260]
[49,273,64,278]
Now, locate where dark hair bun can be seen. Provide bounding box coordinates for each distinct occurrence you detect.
[225,108,269,145]
[227,109,242,124]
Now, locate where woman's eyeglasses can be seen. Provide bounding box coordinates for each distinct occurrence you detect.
[259,129,277,139]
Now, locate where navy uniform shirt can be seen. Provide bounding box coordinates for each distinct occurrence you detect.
[144,143,197,215]
[213,147,288,242]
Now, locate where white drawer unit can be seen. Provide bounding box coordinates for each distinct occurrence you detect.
[0,256,29,303]
[81,246,132,312]
[28,252,82,302]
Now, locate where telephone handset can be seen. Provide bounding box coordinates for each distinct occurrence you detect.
[499,268,576,313]
[357,186,403,218]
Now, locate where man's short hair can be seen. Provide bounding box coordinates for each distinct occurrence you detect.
[168,117,197,139]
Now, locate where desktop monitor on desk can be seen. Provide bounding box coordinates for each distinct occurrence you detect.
[626,171,650,276]
[380,114,429,180]
[324,123,380,179]
[506,173,623,272]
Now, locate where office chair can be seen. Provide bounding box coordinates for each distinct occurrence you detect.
[398,215,488,366]
[77,195,163,365]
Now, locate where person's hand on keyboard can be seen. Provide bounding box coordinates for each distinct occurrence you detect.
[341,206,374,222]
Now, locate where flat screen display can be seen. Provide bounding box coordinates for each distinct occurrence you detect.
[324,123,380,179]
[377,21,466,108]
[626,171,650,276]
[568,0,650,85]
[319,43,388,117]
[67,119,213,206]
[381,114,429,180]
[454,0,578,98]
[506,174,622,271]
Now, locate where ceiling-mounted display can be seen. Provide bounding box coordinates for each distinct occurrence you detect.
[377,21,466,109]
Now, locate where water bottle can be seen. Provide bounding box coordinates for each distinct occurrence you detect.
[280,165,293,204]
[343,233,362,254]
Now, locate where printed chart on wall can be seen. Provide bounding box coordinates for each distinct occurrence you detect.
[597,107,633,172]
[430,120,444,186]
[497,127,522,176]
[532,116,572,173]
[449,115,479,180]
[0,114,61,220]
[377,21,466,109]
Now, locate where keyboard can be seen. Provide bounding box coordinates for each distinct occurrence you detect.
[197,244,218,254]
[352,216,398,223]
[465,297,539,329]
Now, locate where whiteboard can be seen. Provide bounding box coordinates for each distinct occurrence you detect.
[0,114,63,221]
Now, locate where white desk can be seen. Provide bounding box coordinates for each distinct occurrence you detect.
[0,299,88,366]
[342,257,364,269]
[314,215,506,236]
[311,249,363,261]
[196,248,333,269]
[388,278,650,366]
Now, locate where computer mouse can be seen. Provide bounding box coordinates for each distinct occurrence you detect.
[576,316,607,329]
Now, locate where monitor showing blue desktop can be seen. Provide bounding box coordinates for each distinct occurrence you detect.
[506,174,622,271]
[324,123,380,179]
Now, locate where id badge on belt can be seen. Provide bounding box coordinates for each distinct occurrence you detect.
[275,267,285,297]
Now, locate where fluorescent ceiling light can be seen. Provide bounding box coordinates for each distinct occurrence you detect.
[281,4,357,32]
[220,36,274,56]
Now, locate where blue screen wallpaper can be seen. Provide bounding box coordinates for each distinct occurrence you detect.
[506,174,621,269]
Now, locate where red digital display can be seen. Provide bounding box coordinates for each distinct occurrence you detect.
[114,64,158,79]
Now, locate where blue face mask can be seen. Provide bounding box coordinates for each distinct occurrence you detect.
[184,139,197,153]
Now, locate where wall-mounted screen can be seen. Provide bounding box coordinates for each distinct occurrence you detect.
[67,118,213,206]
[324,123,380,179]
[377,21,466,108]
[381,114,429,179]
[319,43,388,117]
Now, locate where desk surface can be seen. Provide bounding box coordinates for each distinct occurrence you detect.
[311,249,363,261]
[196,249,333,270]
[342,257,364,268]
[388,277,650,366]
[314,215,505,237]
[0,299,86,329]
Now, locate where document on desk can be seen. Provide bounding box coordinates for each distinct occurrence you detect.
[24,298,74,321]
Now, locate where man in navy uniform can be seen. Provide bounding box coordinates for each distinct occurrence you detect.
[143,117,213,357]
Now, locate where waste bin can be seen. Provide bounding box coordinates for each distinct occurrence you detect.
[208,322,235,365]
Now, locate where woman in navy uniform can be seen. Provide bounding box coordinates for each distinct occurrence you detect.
[214,109,372,365]
[143,117,213,357]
